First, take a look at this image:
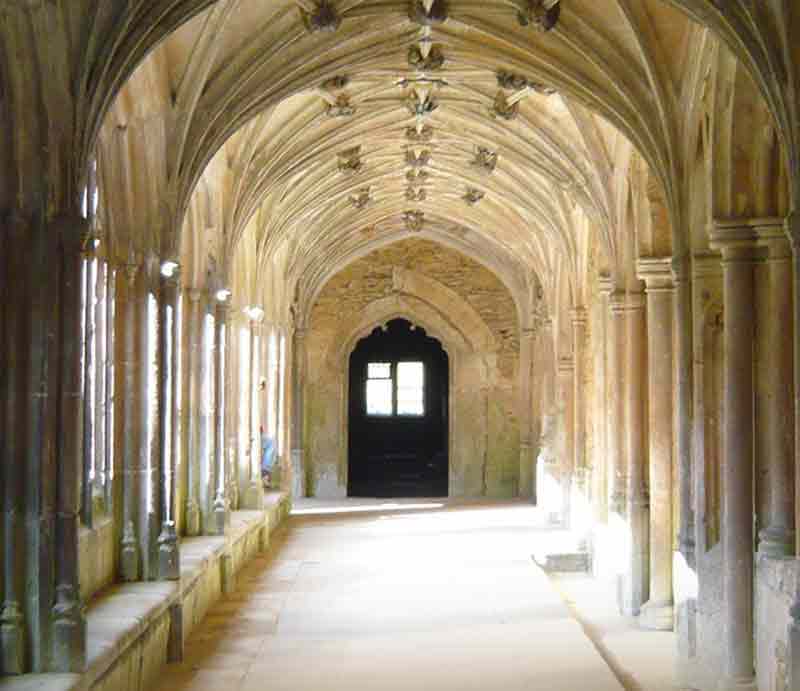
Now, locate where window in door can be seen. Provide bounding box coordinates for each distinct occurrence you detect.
[365,361,424,417]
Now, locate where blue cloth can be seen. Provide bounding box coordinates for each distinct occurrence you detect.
[261,435,275,473]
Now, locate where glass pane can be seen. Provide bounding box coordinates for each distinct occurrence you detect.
[397,362,424,415]
[368,362,391,379]
[366,379,393,415]
[397,362,424,387]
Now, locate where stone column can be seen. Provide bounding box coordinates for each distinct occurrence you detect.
[52,215,88,671]
[558,358,575,527]
[672,255,695,563]
[119,263,142,580]
[638,259,675,630]
[571,309,589,504]
[291,328,308,499]
[622,291,649,616]
[755,222,795,557]
[211,300,230,535]
[184,290,202,536]
[594,277,613,525]
[711,222,758,691]
[1,214,26,674]
[519,326,537,500]
[608,293,627,518]
[157,268,180,579]
[81,249,96,529]
[244,315,265,509]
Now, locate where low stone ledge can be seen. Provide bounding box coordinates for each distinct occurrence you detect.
[0,491,291,691]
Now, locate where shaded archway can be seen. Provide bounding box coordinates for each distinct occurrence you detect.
[348,319,449,497]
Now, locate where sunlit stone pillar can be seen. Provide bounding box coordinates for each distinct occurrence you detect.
[711,222,758,691]
[519,325,537,500]
[1,214,26,674]
[621,291,649,616]
[594,277,613,525]
[571,309,589,507]
[755,222,795,557]
[211,299,230,535]
[672,255,695,563]
[558,358,575,528]
[119,262,142,580]
[638,259,674,630]
[291,327,308,498]
[244,313,266,509]
[184,290,203,536]
[608,293,627,519]
[157,265,180,579]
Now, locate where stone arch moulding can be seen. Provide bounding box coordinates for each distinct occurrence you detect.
[328,267,499,368]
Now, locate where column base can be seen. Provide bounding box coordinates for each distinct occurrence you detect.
[639,600,674,630]
[157,521,181,580]
[211,495,230,536]
[52,586,87,673]
[120,520,140,581]
[717,676,757,691]
[0,601,25,674]
[758,527,795,558]
[185,499,201,536]
[244,481,265,510]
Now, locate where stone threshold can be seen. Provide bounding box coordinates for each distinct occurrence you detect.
[0,491,291,691]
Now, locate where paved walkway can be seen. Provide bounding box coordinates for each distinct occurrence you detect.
[155,500,633,691]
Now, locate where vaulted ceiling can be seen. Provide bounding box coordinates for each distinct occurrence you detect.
[89,0,786,320]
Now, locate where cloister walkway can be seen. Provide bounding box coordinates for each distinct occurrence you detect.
[154,500,674,691]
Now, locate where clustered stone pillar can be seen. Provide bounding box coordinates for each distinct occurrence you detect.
[711,223,758,691]
[571,309,589,508]
[1,215,26,675]
[558,358,575,527]
[755,223,795,557]
[52,215,88,671]
[622,291,649,617]
[519,326,537,500]
[212,300,231,535]
[607,293,627,519]
[184,290,203,536]
[638,259,675,630]
[119,262,142,581]
[291,327,307,498]
[157,267,181,579]
[244,314,265,509]
[672,255,695,563]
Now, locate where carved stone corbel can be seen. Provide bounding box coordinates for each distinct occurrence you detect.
[406,187,426,202]
[326,93,355,117]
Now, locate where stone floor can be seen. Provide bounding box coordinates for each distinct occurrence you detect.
[153,499,676,691]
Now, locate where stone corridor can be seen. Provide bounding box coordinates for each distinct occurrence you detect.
[153,501,673,691]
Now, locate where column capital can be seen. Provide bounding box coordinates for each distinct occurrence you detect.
[558,357,574,374]
[215,300,231,321]
[637,256,674,292]
[753,217,792,260]
[709,219,760,258]
[521,326,538,341]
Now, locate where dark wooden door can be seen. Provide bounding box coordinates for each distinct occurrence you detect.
[348,319,448,497]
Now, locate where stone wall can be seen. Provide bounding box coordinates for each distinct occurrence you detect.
[305,239,521,498]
